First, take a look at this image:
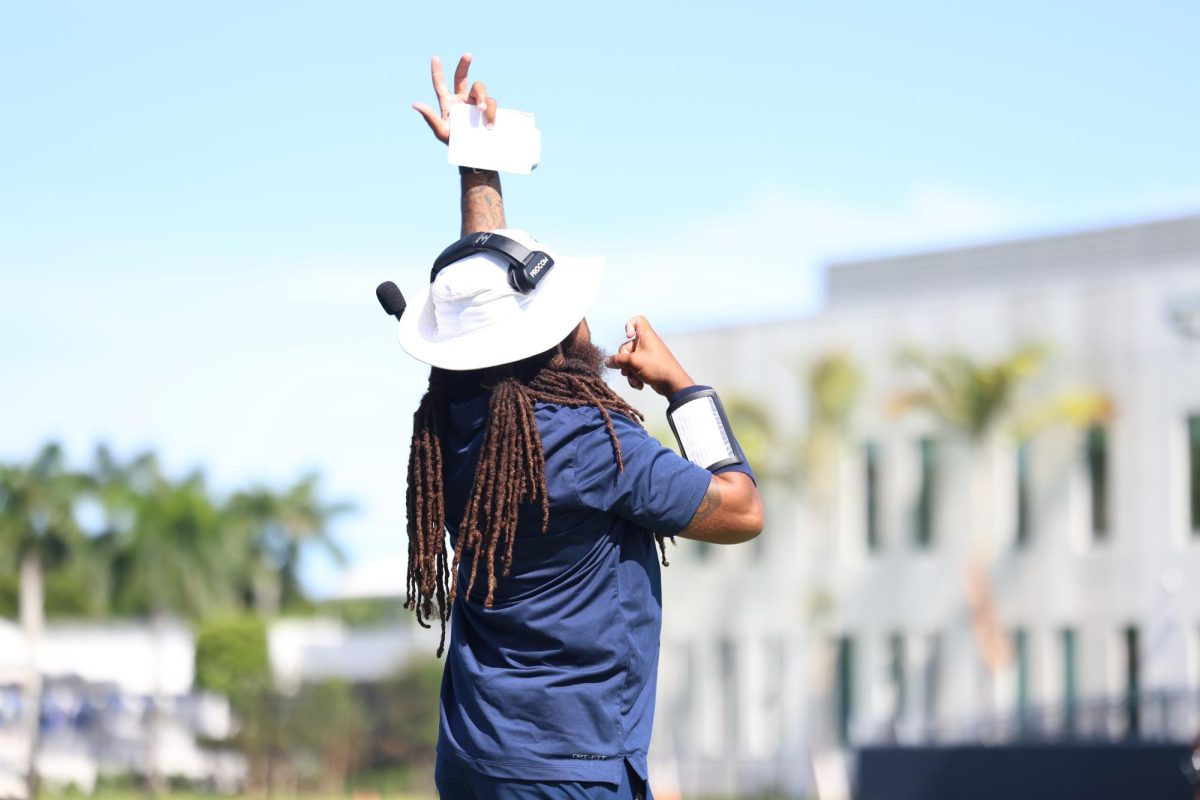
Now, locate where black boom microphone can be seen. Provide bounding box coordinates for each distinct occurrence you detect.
[376,281,407,320]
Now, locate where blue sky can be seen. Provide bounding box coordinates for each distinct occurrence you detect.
[3,1,1198,593]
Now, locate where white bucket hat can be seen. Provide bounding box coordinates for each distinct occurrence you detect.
[397,228,604,370]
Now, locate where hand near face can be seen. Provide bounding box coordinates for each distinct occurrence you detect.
[606,316,695,398]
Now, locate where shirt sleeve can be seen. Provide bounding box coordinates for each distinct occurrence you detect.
[570,407,713,536]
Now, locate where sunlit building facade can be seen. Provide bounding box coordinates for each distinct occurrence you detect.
[646,214,1200,797]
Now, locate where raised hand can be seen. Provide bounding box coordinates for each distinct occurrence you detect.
[412,53,498,144]
[606,316,695,398]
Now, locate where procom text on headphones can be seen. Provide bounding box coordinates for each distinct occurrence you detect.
[430,232,555,294]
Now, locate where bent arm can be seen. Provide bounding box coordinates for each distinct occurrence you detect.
[461,169,505,235]
[677,472,763,544]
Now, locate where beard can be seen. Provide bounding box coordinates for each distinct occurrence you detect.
[560,333,606,379]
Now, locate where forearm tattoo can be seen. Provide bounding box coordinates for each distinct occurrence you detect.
[691,482,723,527]
[461,171,506,235]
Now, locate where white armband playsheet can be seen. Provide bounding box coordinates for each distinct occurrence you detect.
[667,390,743,471]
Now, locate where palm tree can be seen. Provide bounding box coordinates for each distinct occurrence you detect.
[793,353,862,764]
[227,473,351,616]
[721,396,775,477]
[0,443,86,800]
[99,452,234,794]
[798,351,863,500]
[101,452,234,619]
[890,343,1110,712]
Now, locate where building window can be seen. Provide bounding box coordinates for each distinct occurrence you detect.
[865,442,881,552]
[1123,626,1140,737]
[887,633,906,729]
[1061,627,1078,733]
[835,636,854,744]
[915,437,937,549]
[1189,415,1200,535]
[1016,442,1032,548]
[1014,629,1030,717]
[1086,425,1109,541]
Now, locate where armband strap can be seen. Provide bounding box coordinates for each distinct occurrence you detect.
[667,386,757,483]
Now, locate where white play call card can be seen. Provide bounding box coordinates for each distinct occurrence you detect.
[672,396,737,469]
[447,104,542,175]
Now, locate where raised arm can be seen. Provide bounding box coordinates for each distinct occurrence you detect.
[606,316,765,544]
[412,54,506,235]
[460,170,505,235]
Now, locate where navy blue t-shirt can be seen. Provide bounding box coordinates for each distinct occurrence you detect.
[436,394,712,785]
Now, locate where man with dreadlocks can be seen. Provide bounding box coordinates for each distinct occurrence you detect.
[398,55,764,800]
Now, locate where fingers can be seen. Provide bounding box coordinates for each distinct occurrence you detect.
[616,362,645,391]
[412,103,449,142]
[430,54,495,128]
[625,315,654,342]
[453,53,472,96]
[430,56,451,119]
[606,351,634,369]
[469,81,493,126]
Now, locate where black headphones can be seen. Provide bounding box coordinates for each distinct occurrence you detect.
[376,231,555,322]
[430,231,555,294]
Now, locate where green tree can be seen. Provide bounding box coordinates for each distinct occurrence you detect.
[890,343,1049,441]
[0,443,86,800]
[100,452,234,794]
[798,351,863,495]
[722,396,775,476]
[287,678,366,792]
[226,473,352,616]
[194,615,271,711]
[890,343,1110,705]
[194,616,278,793]
[105,459,233,619]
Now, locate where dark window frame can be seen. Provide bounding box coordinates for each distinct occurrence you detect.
[915,437,937,549]
[888,632,906,727]
[1061,627,1078,734]
[1123,625,1140,737]
[865,441,881,553]
[1086,424,1109,541]
[1015,441,1032,548]
[835,636,854,744]
[1014,628,1030,713]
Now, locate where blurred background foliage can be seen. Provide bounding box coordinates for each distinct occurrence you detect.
[0,443,447,796]
[0,444,351,622]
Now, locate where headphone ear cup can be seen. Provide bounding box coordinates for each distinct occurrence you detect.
[507,267,524,292]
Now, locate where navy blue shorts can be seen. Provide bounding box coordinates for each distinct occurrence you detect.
[434,755,651,800]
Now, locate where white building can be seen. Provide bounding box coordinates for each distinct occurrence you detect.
[0,616,418,796]
[646,214,1200,798]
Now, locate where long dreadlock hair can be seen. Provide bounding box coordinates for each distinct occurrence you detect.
[405,331,671,656]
